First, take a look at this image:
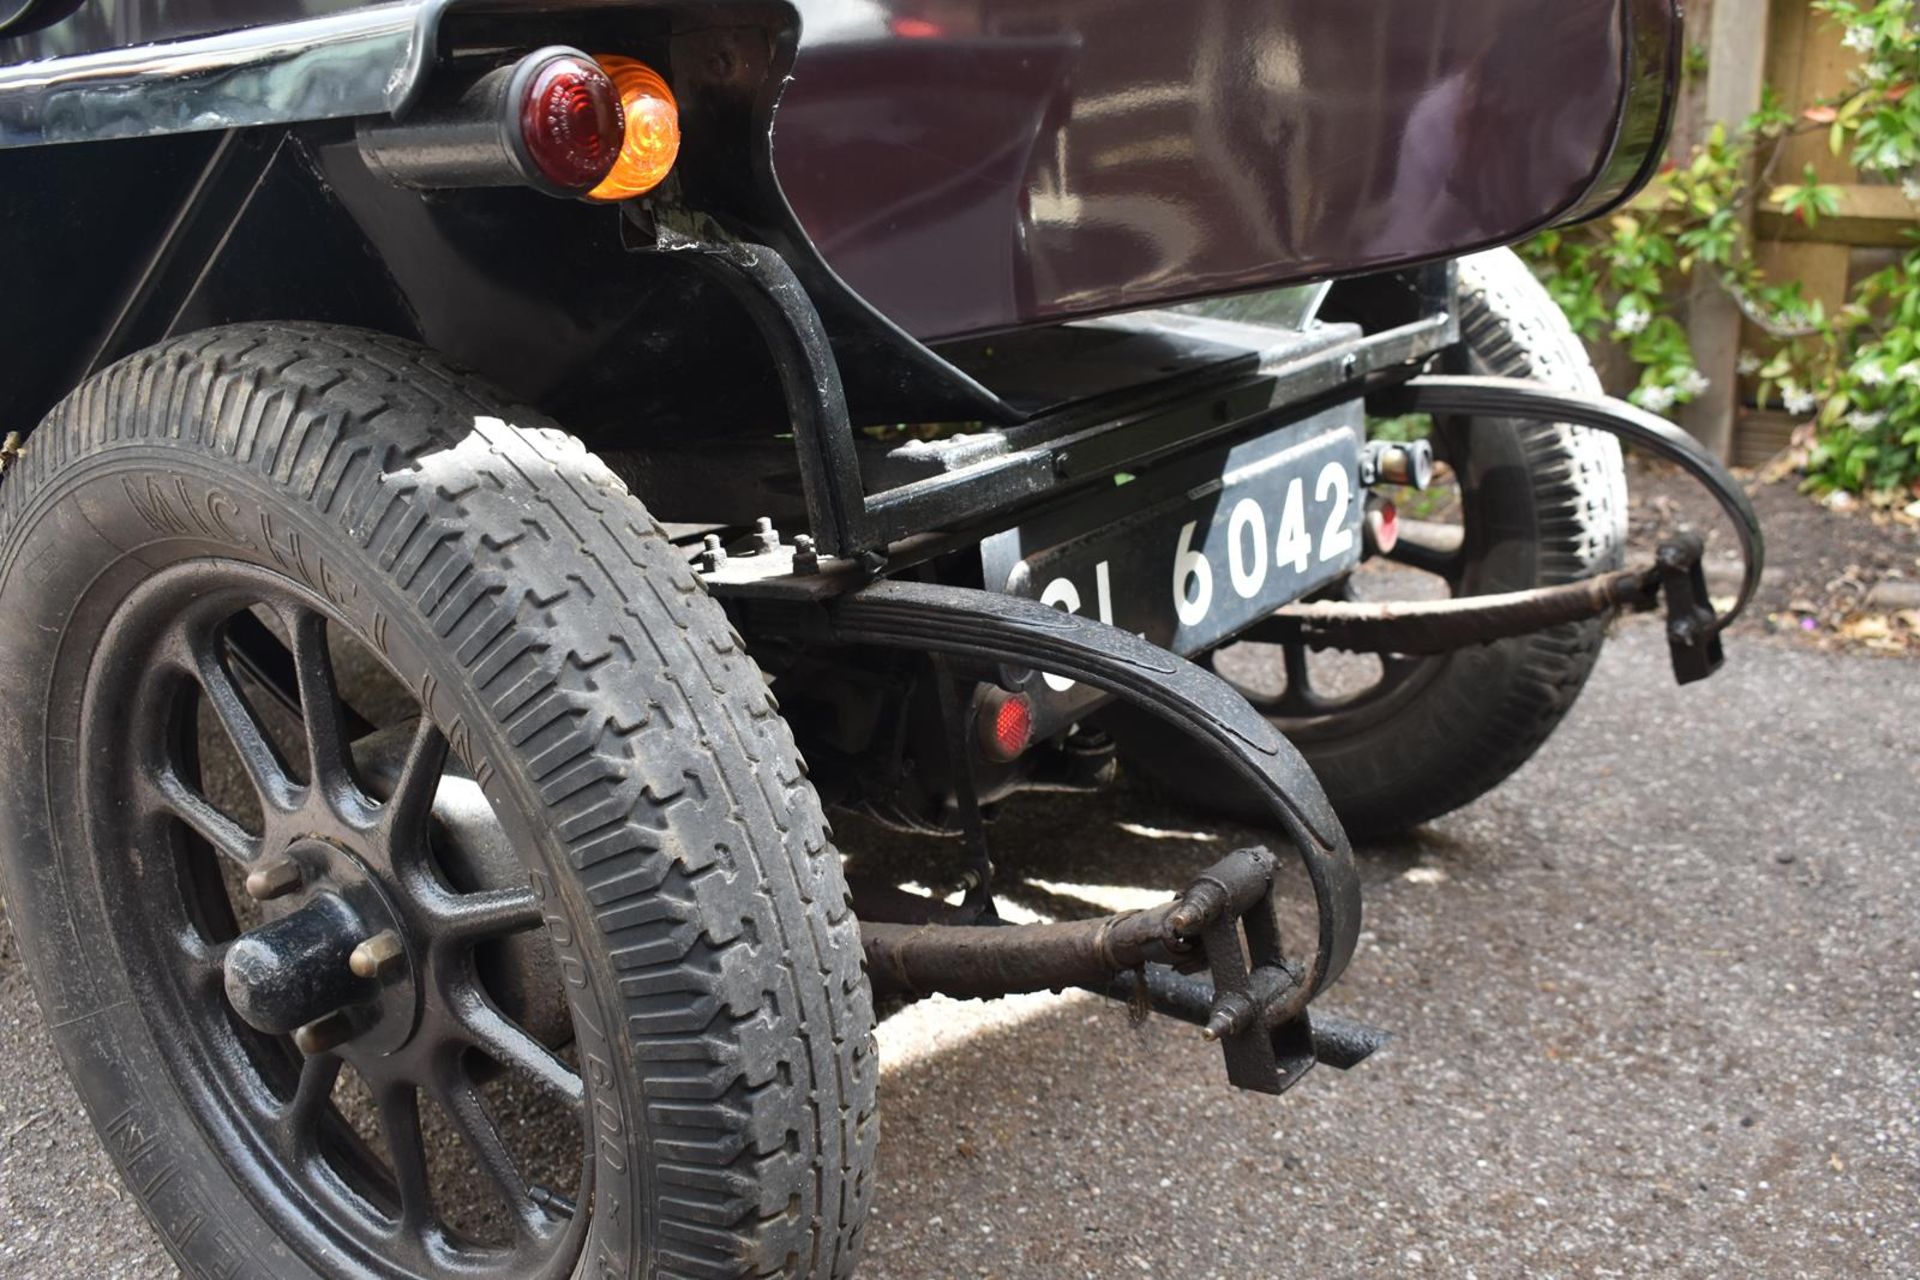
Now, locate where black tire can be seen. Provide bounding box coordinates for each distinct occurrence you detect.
[1115,249,1627,838]
[0,324,877,1278]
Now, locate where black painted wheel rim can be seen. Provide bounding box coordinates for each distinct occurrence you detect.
[81,560,589,1278]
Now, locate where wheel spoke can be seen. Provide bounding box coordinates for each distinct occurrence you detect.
[280,1052,343,1152]
[434,1059,544,1237]
[179,933,230,996]
[438,886,544,943]
[225,610,379,741]
[192,638,298,813]
[460,999,584,1112]
[1275,641,1323,715]
[287,609,358,802]
[385,717,449,855]
[150,768,259,865]
[376,1083,435,1231]
[1385,518,1466,580]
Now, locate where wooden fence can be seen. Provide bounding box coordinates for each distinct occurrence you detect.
[1672,0,1920,465]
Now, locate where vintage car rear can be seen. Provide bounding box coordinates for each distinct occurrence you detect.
[0,3,1759,1278]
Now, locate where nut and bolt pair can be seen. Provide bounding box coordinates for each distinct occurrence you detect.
[696,518,784,574]
[696,522,820,575]
[287,932,404,1054]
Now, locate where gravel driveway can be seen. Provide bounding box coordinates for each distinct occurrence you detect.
[2,619,1915,1278]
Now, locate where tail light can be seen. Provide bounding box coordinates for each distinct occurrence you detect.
[358,47,625,198]
[515,53,625,192]
[976,688,1034,763]
[587,56,681,201]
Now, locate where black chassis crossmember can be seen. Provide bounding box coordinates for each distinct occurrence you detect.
[676,220,1764,1097]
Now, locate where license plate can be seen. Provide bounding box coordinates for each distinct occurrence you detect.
[980,402,1364,722]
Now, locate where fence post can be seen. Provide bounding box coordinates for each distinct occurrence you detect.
[1680,0,1769,460]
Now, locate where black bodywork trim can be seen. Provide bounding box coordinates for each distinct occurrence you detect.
[1548,0,1684,227]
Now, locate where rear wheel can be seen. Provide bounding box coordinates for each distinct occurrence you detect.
[1115,249,1627,837]
[0,325,876,1278]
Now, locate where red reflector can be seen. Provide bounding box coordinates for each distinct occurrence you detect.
[890,16,947,38]
[1368,500,1399,555]
[978,689,1033,763]
[518,55,624,192]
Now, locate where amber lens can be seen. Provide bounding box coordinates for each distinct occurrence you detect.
[587,57,682,201]
[519,55,624,191]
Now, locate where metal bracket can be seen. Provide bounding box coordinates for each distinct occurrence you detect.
[642,205,877,559]
[1653,531,1724,683]
[1176,847,1319,1093]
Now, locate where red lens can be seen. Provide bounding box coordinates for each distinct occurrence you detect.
[518,55,624,191]
[979,691,1033,763]
[1368,500,1400,555]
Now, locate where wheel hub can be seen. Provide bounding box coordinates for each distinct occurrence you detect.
[223,836,420,1058]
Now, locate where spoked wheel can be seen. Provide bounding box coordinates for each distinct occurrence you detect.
[0,324,876,1279]
[92,568,585,1274]
[1113,248,1628,838]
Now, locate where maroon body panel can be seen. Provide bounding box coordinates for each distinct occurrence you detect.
[776,0,1676,340]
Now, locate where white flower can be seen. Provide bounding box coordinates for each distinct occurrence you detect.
[1676,368,1712,397]
[1866,60,1895,84]
[1904,175,1920,203]
[1783,384,1819,415]
[1614,302,1651,336]
[1856,361,1891,386]
[1843,25,1876,53]
[1870,141,1906,172]
[1635,384,1678,413]
[1896,361,1920,382]
[1846,409,1888,432]
[1736,351,1763,376]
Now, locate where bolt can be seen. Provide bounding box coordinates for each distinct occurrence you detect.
[245,856,302,902]
[292,1009,356,1056]
[348,930,405,980]
[1201,989,1253,1043]
[1200,1010,1235,1042]
[1053,450,1072,479]
[792,533,820,575]
[697,533,727,573]
[752,516,780,554]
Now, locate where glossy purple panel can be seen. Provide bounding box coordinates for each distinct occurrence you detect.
[777,0,1671,340]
